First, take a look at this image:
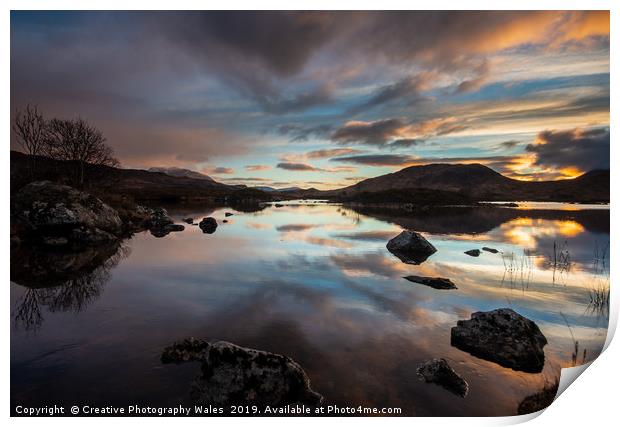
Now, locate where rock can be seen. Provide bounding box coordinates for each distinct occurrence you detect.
[482,247,499,254]
[161,339,323,407]
[12,181,122,245]
[464,249,481,257]
[148,207,174,228]
[222,219,228,223]
[416,358,469,397]
[150,223,185,238]
[199,217,218,234]
[182,217,194,224]
[274,203,284,208]
[147,208,184,237]
[386,230,437,265]
[451,308,547,373]
[517,380,559,414]
[225,212,234,217]
[404,275,457,290]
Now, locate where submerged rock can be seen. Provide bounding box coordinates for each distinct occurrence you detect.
[482,247,499,254]
[161,339,323,407]
[386,230,437,265]
[416,358,469,397]
[451,308,547,373]
[225,212,234,217]
[464,249,481,257]
[199,217,218,234]
[150,223,185,238]
[517,380,559,414]
[274,203,284,208]
[182,217,194,224]
[403,275,457,290]
[12,181,122,245]
[222,219,228,223]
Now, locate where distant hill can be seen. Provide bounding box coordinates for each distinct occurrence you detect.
[10,151,272,203]
[147,167,215,182]
[326,163,609,203]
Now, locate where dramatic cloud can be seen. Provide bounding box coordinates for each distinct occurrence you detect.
[350,72,433,113]
[330,117,467,148]
[526,128,610,172]
[245,164,272,171]
[10,11,609,182]
[331,119,408,146]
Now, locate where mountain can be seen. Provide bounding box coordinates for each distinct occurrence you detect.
[147,166,215,182]
[328,163,609,203]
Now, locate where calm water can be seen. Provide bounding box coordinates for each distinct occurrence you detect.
[11,202,610,416]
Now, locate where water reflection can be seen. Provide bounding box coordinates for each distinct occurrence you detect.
[11,241,130,330]
[10,202,609,416]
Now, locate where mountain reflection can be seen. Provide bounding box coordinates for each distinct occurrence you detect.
[346,205,609,235]
[11,241,130,330]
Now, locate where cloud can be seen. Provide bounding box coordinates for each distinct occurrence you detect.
[496,140,523,150]
[203,166,235,175]
[331,119,408,146]
[245,164,272,171]
[277,162,357,173]
[305,148,364,158]
[330,117,469,148]
[350,72,433,113]
[259,84,334,114]
[276,123,334,142]
[526,128,610,172]
[277,162,322,171]
[331,154,415,166]
[454,60,491,94]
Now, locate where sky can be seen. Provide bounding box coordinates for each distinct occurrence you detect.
[10,11,610,189]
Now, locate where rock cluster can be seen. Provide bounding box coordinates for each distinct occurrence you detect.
[161,338,323,407]
[12,181,122,246]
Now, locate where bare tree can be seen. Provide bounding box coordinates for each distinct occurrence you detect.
[12,104,46,177]
[44,117,119,186]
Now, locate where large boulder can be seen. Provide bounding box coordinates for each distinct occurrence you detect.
[12,181,122,245]
[162,338,323,407]
[386,230,437,264]
[199,217,218,234]
[451,308,547,373]
[416,358,469,397]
